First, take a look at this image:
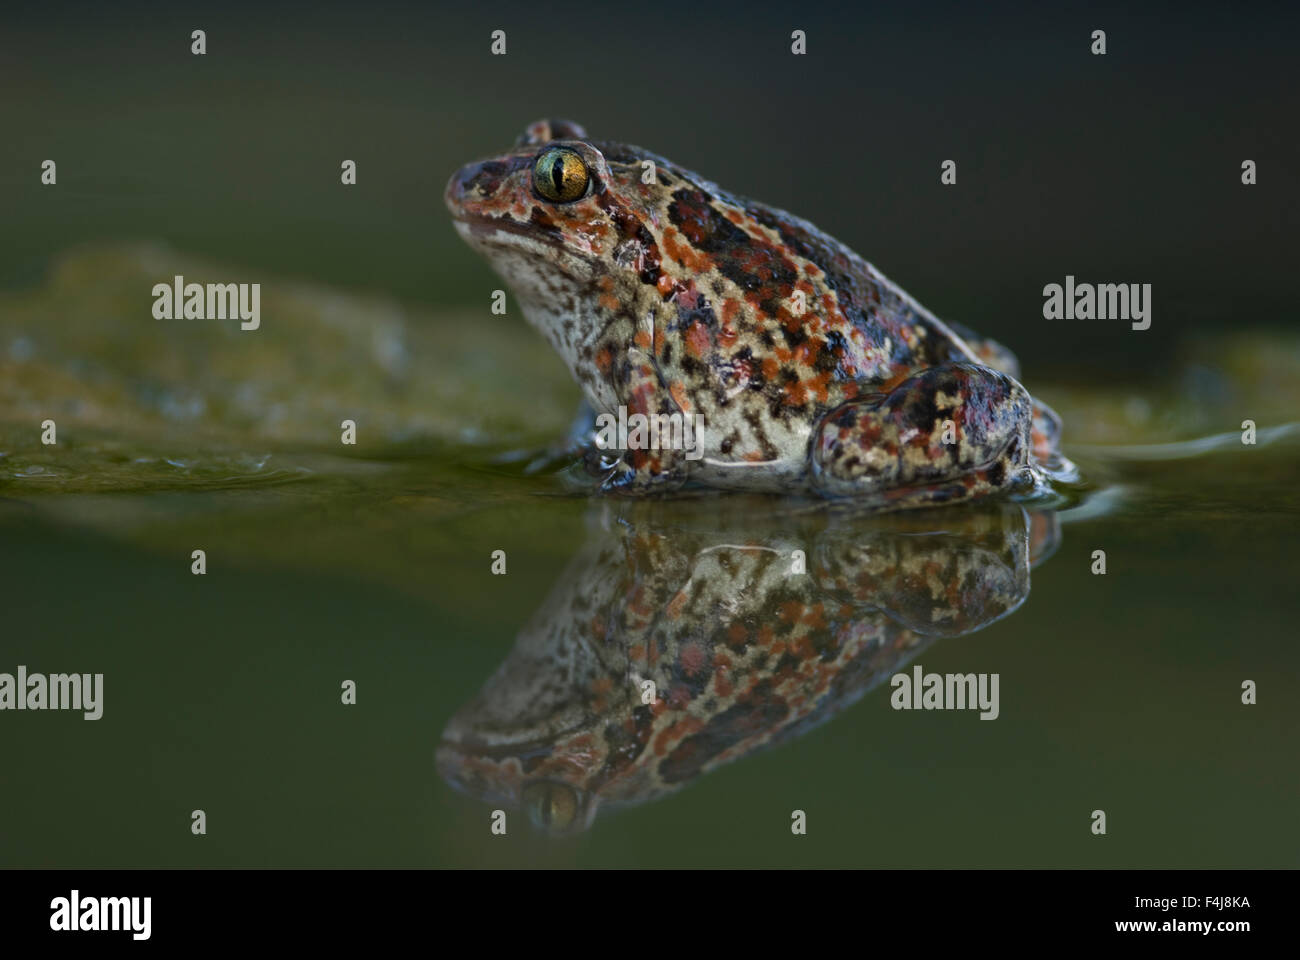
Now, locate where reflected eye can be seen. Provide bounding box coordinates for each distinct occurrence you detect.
[533,147,589,203]
[521,780,581,832]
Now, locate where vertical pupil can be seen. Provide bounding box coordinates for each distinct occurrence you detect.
[551,160,566,192]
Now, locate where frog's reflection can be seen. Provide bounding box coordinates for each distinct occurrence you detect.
[438,499,1059,834]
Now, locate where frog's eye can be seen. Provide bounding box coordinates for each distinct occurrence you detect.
[521,780,582,832]
[532,147,590,203]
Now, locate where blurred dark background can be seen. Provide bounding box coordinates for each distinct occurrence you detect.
[4,0,1296,381]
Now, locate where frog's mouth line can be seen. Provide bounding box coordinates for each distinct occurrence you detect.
[452,216,600,283]
[452,214,570,254]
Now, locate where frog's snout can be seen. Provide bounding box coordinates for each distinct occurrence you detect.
[443,163,478,214]
[445,159,513,218]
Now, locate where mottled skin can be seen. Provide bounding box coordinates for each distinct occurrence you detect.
[437,500,1059,833]
[446,120,1072,508]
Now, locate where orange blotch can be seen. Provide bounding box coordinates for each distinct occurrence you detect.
[880,367,912,392]
[653,714,703,756]
[807,371,832,403]
[778,600,804,623]
[714,665,733,698]
[802,604,828,630]
[661,226,709,273]
[685,320,711,358]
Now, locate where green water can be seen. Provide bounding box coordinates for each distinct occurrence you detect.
[1,436,1297,867]
[2,249,1297,866]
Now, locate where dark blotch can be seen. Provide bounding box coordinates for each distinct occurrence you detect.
[528,206,562,240]
[659,682,789,784]
[596,191,662,286]
[669,189,799,300]
[464,160,509,198]
[986,459,1007,487]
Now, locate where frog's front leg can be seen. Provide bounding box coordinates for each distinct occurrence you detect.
[593,338,692,495]
[809,362,1035,505]
[499,399,599,475]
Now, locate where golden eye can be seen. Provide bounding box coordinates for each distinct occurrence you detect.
[533,147,589,203]
[521,780,581,832]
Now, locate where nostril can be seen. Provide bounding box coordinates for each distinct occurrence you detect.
[447,165,468,194]
[459,161,509,200]
[446,164,482,210]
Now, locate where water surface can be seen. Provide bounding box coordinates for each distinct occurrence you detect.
[2,251,1296,866]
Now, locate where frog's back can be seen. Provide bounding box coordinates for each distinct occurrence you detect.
[590,136,980,395]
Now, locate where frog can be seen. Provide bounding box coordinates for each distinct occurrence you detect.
[446,120,1073,509]
[437,499,1060,833]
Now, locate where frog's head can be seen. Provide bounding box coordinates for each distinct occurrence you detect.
[447,120,609,293]
[446,120,721,376]
[435,745,603,836]
[445,118,668,288]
